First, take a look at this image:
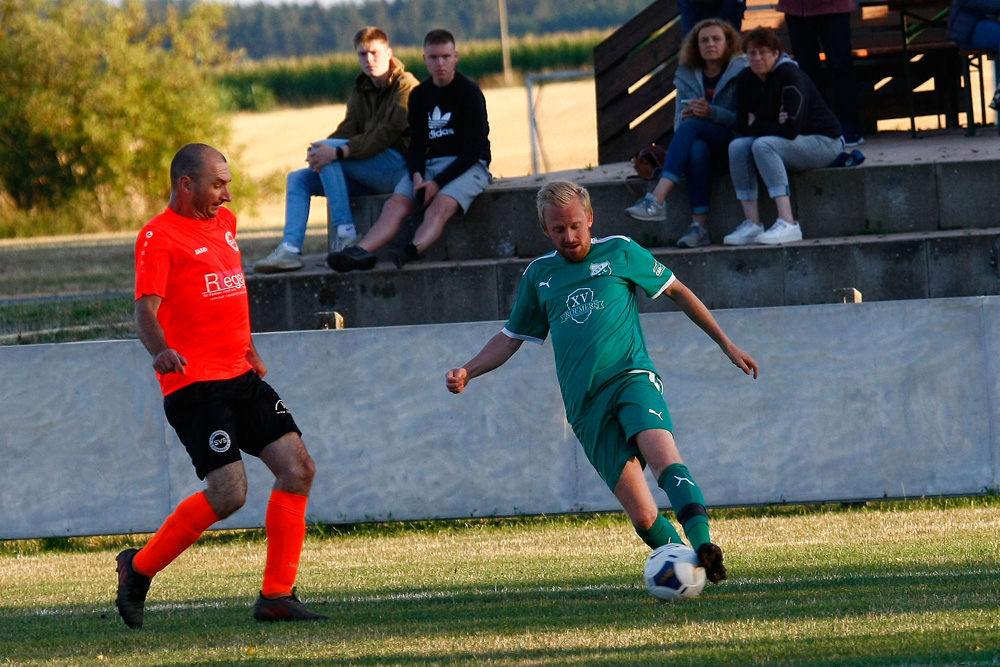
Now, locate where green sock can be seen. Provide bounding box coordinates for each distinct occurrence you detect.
[634,513,683,549]
[658,463,710,551]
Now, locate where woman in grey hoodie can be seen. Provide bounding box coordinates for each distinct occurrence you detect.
[626,18,748,248]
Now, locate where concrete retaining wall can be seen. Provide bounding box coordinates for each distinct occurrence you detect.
[1,296,997,539]
[249,228,1000,331]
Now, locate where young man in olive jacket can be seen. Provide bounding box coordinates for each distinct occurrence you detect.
[254,27,418,273]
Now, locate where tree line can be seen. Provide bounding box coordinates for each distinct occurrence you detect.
[211,0,649,60]
[1,0,643,236]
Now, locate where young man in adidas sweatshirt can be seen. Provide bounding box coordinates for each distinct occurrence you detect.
[327,29,491,272]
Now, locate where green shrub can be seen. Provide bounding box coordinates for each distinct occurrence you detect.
[0,0,235,237]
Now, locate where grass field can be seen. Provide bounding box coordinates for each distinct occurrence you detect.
[3,499,999,666]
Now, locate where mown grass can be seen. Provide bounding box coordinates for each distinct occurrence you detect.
[0,295,135,345]
[2,499,999,666]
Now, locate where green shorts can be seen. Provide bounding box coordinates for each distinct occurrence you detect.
[570,370,673,492]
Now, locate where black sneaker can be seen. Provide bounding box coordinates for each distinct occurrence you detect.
[697,542,728,583]
[252,588,329,622]
[387,242,419,269]
[115,548,152,628]
[326,245,377,272]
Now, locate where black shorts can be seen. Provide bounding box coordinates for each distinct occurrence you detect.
[163,370,300,480]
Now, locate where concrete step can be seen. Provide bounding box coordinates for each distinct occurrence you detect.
[304,149,1000,267]
[247,226,1000,332]
[248,131,1000,331]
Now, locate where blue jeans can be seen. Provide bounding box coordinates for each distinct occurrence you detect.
[282,138,406,252]
[678,0,745,35]
[729,134,844,200]
[967,14,1000,52]
[661,118,735,214]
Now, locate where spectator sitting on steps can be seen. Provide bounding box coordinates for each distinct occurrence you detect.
[948,0,1000,109]
[253,27,417,274]
[723,27,844,247]
[625,18,747,248]
[326,29,491,272]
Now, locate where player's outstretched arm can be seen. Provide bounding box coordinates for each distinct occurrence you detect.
[446,332,523,394]
[664,279,759,379]
[135,294,187,375]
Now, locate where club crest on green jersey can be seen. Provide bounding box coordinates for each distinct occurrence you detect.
[590,261,612,277]
[560,287,605,324]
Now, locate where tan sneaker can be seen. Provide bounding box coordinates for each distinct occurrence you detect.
[253,247,303,273]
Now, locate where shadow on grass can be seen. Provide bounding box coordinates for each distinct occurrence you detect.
[2,566,999,666]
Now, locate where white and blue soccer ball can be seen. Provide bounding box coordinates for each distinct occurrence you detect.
[643,543,706,601]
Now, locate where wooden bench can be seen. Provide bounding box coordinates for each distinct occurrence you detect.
[594,0,996,165]
[742,0,993,136]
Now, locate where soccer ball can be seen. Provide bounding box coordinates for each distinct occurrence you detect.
[643,543,706,601]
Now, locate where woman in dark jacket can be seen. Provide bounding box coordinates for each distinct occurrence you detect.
[723,27,844,246]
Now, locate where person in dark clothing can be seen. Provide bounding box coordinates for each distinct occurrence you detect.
[723,27,844,246]
[678,0,745,35]
[948,0,1000,109]
[778,0,863,145]
[327,29,491,272]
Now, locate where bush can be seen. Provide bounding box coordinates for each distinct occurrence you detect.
[0,0,234,237]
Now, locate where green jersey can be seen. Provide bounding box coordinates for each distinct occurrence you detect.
[503,235,674,424]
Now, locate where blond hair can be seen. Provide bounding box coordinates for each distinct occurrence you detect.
[536,181,592,229]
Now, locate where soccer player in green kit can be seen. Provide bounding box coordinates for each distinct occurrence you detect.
[446,180,758,584]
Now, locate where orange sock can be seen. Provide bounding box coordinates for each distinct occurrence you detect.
[133,491,219,577]
[261,489,308,598]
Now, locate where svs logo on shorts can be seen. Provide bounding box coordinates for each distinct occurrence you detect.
[209,430,232,453]
[203,267,246,299]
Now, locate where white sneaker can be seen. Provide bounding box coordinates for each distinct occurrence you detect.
[723,220,764,246]
[253,246,303,273]
[625,193,666,221]
[755,218,802,245]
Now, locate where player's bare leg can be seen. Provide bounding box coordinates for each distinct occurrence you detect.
[204,461,249,519]
[635,429,727,582]
[614,457,683,548]
[259,432,315,495]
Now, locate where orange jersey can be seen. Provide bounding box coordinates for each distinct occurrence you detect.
[135,206,252,395]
